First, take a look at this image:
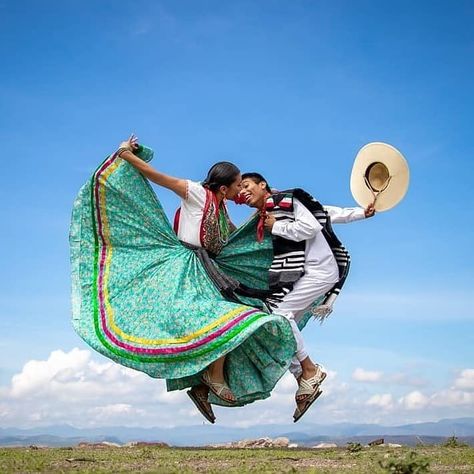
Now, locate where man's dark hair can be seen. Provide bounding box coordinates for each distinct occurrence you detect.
[241,172,272,192]
[202,161,240,192]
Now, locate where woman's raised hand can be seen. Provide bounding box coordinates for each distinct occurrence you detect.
[118,134,139,155]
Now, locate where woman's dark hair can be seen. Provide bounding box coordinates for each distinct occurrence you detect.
[241,172,272,192]
[202,161,241,192]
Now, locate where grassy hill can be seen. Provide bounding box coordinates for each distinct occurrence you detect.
[1,444,474,473]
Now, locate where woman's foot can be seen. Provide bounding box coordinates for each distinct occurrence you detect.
[202,370,236,403]
[296,364,327,403]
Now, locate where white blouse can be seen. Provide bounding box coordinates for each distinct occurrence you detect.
[175,180,208,247]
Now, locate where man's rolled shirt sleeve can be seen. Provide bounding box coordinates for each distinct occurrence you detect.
[324,205,366,224]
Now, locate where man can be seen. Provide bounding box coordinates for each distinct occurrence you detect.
[240,172,375,421]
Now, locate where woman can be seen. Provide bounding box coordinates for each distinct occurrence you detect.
[70,137,295,424]
[117,135,241,414]
[117,135,240,257]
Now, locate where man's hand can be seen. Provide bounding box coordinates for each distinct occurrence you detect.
[364,202,376,218]
[264,214,276,230]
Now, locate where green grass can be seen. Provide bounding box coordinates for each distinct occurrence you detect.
[1,445,473,473]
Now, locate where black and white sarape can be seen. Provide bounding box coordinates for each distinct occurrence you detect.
[265,189,351,314]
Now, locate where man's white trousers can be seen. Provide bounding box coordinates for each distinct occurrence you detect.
[273,272,336,378]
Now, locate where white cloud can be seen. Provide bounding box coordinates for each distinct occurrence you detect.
[366,393,394,410]
[0,349,352,428]
[454,369,474,391]
[431,390,474,407]
[1,349,474,429]
[1,348,187,428]
[10,348,91,398]
[352,368,383,382]
[89,404,147,425]
[399,391,430,410]
[397,385,474,413]
[351,369,427,388]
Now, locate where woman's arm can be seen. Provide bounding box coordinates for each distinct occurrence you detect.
[118,137,187,199]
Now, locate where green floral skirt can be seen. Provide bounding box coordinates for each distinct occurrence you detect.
[70,146,297,406]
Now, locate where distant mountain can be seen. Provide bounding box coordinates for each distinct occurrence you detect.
[1,418,474,447]
[0,434,122,448]
[297,435,474,447]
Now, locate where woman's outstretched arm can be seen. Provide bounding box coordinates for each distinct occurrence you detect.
[118,135,187,199]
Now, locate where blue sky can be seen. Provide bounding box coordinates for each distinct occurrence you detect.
[1,0,473,429]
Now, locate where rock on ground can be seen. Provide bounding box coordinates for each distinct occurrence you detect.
[313,443,338,449]
[210,437,291,448]
[124,441,169,448]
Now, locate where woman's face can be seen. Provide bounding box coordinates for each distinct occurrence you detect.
[223,174,242,200]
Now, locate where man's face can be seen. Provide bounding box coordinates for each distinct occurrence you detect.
[241,178,268,208]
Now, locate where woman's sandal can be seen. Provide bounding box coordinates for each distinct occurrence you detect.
[293,388,323,423]
[202,371,236,404]
[187,386,215,424]
[292,365,327,422]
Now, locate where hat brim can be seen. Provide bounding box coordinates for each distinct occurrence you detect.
[350,142,409,212]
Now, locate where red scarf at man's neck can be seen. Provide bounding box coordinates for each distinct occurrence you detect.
[256,192,272,242]
[234,191,272,242]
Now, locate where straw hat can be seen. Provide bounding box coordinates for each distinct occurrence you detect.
[350,142,409,212]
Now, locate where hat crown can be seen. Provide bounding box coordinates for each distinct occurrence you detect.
[365,162,390,192]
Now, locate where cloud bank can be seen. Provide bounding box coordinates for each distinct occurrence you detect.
[1,348,473,429]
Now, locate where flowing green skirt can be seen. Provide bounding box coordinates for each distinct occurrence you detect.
[70,146,297,406]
